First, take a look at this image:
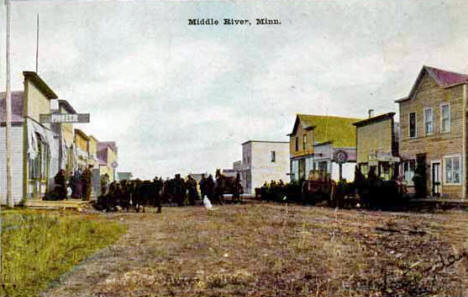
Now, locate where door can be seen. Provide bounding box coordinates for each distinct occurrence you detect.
[432,162,441,197]
[299,159,306,180]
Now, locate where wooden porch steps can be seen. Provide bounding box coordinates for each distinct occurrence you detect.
[24,199,91,211]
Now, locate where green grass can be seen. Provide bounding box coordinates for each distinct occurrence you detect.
[0,209,126,297]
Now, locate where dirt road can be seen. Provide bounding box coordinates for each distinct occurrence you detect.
[42,204,468,297]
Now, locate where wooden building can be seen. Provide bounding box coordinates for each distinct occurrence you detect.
[0,72,58,204]
[288,114,362,182]
[396,65,468,199]
[74,129,90,170]
[353,112,399,180]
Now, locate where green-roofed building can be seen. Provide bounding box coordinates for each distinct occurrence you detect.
[288,114,363,182]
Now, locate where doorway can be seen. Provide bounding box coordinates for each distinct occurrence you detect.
[431,161,441,197]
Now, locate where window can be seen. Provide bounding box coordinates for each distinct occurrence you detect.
[291,160,299,181]
[441,104,450,133]
[303,135,307,150]
[424,107,433,135]
[271,151,276,163]
[318,161,328,173]
[403,159,416,185]
[409,112,417,138]
[295,137,299,151]
[444,155,461,184]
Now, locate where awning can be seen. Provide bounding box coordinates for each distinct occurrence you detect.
[27,120,58,160]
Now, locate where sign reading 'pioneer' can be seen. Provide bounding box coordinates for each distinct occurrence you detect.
[40,113,90,124]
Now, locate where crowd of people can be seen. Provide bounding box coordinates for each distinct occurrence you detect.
[49,165,94,201]
[50,167,244,213]
[94,172,244,213]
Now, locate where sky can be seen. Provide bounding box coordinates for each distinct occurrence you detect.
[1,0,468,178]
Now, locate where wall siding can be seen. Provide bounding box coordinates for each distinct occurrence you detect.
[0,126,24,205]
[356,118,393,164]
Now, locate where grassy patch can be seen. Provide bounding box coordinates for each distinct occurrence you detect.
[0,209,125,297]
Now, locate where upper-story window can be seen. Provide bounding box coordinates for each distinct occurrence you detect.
[295,137,299,151]
[409,112,417,138]
[303,135,307,150]
[271,151,276,163]
[424,107,433,135]
[441,103,450,133]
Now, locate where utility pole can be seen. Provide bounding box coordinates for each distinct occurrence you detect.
[5,0,13,209]
[35,13,39,73]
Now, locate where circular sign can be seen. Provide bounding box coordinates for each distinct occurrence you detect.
[111,161,119,168]
[334,150,348,164]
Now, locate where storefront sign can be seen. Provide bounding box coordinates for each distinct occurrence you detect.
[334,150,348,164]
[40,113,90,123]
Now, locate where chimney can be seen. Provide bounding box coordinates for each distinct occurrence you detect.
[368,109,374,118]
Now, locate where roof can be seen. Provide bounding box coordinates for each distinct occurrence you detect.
[58,100,77,114]
[395,66,468,103]
[23,71,58,99]
[353,112,395,127]
[290,114,363,148]
[88,135,99,142]
[98,141,118,153]
[242,140,289,145]
[74,128,90,141]
[0,91,24,123]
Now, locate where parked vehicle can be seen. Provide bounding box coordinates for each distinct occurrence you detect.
[301,170,336,205]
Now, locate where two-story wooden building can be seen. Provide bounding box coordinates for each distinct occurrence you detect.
[288,114,361,182]
[396,65,468,199]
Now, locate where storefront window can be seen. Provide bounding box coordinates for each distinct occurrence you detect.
[444,155,461,184]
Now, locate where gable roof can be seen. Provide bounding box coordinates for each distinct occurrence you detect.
[395,65,468,103]
[290,114,362,148]
[98,141,118,153]
[0,91,24,123]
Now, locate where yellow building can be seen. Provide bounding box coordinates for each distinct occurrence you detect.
[98,141,118,181]
[74,129,90,170]
[88,135,99,168]
[1,71,59,203]
[22,72,59,200]
[288,114,361,181]
[51,100,77,177]
[353,112,399,179]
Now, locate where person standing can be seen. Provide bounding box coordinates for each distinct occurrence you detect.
[81,165,93,201]
[100,173,110,196]
[199,174,207,199]
[187,175,199,206]
[232,173,242,203]
[173,174,186,206]
[54,169,67,200]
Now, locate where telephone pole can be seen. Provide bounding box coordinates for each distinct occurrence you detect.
[35,13,39,73]
[5,0,13,209]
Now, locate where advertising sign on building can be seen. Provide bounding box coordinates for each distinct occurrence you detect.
[40,113,90,123]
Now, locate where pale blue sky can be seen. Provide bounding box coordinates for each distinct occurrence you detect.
[1,0,468,178]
